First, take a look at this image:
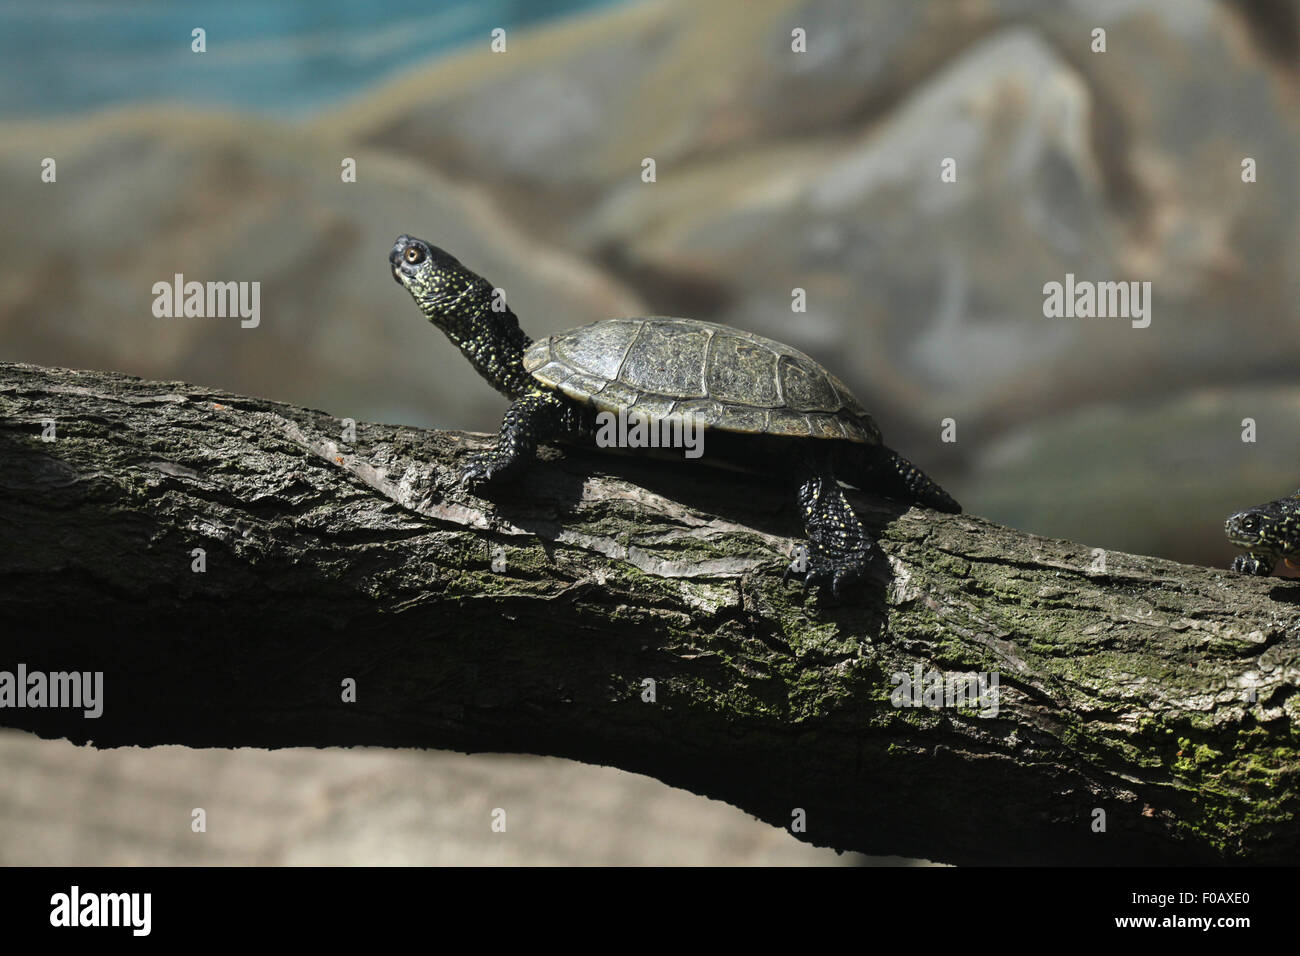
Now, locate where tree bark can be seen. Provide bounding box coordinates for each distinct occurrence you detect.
[1,361,1297,865]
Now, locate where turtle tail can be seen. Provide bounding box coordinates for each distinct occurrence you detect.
[863,447,961,514]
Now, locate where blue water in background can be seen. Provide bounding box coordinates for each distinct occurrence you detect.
[0,0,628,119]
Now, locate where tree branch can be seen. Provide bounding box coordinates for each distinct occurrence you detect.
[1,361,1297,865]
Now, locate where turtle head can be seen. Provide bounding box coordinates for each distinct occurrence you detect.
[389,234,534,398]
[389,235,488,329]
[1225,494,1300,557]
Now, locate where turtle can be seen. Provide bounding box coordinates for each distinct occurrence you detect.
[389,234,960,596]
[1225,490,1300,575]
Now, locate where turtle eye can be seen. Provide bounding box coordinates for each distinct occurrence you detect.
[1241,514,1261,533]
[404,246,425,265]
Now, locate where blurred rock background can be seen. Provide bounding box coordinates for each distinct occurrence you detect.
[1,0,1296,863]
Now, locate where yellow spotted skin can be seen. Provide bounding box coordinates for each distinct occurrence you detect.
[390,234,960,598]
[1226,491,1300,576]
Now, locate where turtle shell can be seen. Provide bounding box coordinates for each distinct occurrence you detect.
[522,317,881,443]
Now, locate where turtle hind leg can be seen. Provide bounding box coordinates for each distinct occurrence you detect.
[785,462,880,598]
[860,447,961,514]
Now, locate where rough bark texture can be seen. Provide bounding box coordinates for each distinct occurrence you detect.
[1,361,1297,865]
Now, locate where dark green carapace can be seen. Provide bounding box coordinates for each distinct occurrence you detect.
[389,234,960,597]
[1226,491,1300,575]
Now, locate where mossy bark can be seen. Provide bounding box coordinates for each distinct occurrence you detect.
[1,361,1297,865]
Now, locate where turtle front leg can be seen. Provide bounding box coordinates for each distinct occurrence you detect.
[459,390,566,490]
[1231,553,1274,576]
[786,464,879,598]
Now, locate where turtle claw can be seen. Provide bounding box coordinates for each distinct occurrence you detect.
[804,571,834,595]
[825,559,871,598]
[831,565,867,598]
[784,547,870,599]
[458,451,513,491]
